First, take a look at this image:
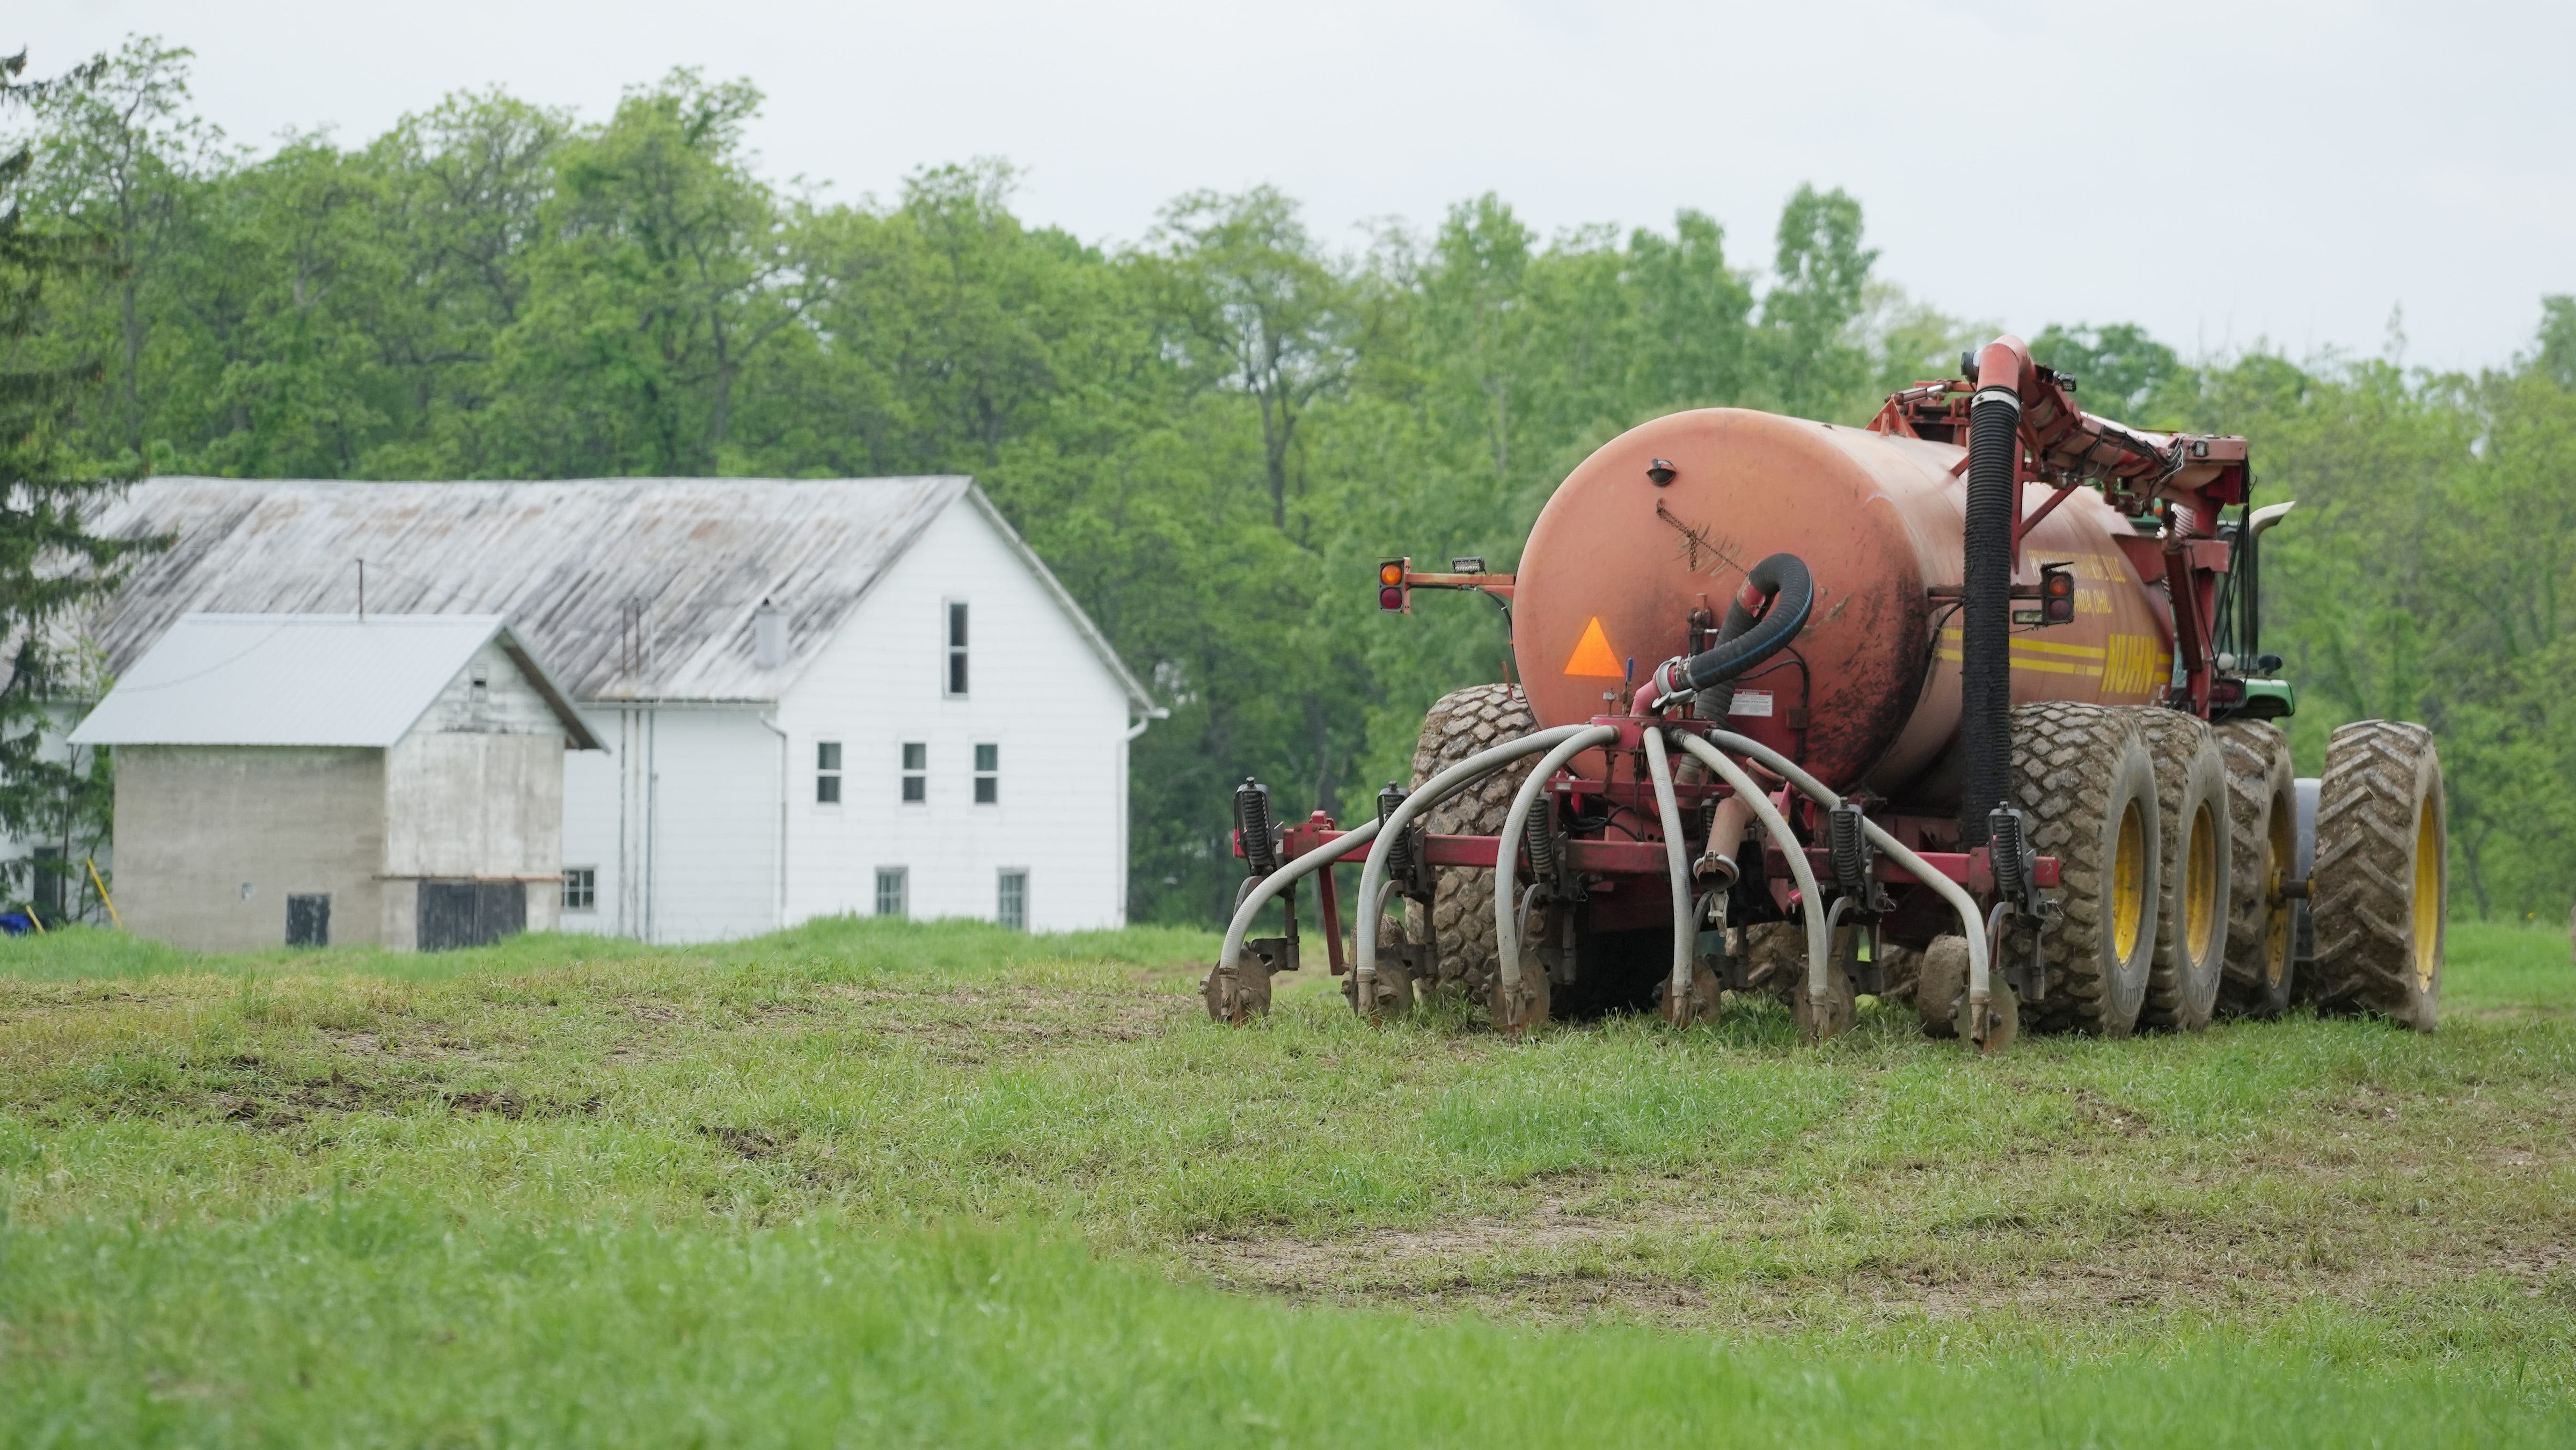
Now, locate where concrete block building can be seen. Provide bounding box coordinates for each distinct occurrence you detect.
[74,477,1160,942]
[69,614,598,951]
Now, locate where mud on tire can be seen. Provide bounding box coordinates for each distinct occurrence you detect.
[2310,721,2445,1032]
[1406,682,1540,1003]
[2010,702,2159,1036]
[2211,720,2298,1017]
[2131,709,2228,1031]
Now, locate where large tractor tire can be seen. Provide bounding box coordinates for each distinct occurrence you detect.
[2310,722,2446,1031]
[2211,720,2299,1016]
[2011,702,2159,1036]
[1404,682,1540,1004]
[2132,710,2229,1031]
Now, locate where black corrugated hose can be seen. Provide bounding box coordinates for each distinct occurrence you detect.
[1960,384,2021,847]
[1682,552,1814,695]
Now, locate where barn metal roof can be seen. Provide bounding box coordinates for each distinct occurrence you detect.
[74,477,1155,710]
[68,614,599,749]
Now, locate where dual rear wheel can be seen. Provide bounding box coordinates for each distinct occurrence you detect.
[2011,705,2442,1037]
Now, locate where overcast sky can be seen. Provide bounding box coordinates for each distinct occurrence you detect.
[20,1,2573,372]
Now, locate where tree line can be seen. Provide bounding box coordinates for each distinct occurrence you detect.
[7,39,2575,923]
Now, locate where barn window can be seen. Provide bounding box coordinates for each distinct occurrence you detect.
[901,741,926,803]
[286,894,330,948]
[563,868,597,912]
[816,741,843,804]
[945,601,969,696]
[997,870,1028,931]
[875,867,909,919]
[974,742,998,804]
[469,666,489,702]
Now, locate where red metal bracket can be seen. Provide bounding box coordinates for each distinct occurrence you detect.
[1797,846,2060,892]
[1402,569,1514,602]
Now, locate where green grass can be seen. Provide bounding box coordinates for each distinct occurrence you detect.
[2443,919,2576,1012]
[3,916,2572,1445]
[8,1207,2567,1449]
[0,915,1214,985]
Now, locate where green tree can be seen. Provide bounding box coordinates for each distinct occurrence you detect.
[1760,183,1876,419]
[1151,187,1348,528]
[2031,322,2182,421]
[0,48,163,921]
[496,71,810,476]
[25,37,222,462]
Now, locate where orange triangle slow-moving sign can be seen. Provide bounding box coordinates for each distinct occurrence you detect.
[1563,617,1626,677]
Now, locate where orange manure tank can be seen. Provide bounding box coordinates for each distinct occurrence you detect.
[1512,408,2176,804]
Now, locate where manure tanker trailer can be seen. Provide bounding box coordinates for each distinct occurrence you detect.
[1207,336,2448,1047]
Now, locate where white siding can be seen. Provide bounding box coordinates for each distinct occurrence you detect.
[645,709,784,943]
[560,712,626,936]
[777,500,1132,931]
[557,705,780,944]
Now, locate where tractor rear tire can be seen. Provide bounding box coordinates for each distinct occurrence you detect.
[2011,702,2159,1037]
[2310,722,2446,1032]
[2132,710,2229,1031]
[2212,720,2299,1017]
[1407,682,1540,1008]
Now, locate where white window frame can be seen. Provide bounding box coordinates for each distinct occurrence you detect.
[973,741,998,806]
[943,599,970,698]
[900,741,927,805]
[563,867,598,913]
[875,867,909,920]
[815,740,843,806]
[996,868,1028,931]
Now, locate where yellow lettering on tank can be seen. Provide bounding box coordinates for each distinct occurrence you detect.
[2099,635,2170,697]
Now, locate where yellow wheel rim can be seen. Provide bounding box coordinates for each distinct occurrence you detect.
[2185,801,2219,964]
[2113,800,2147,961]
[2411,798,2440,993]
[2263,798,2294,988]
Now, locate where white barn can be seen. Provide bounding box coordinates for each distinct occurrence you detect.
[77,477,1161,941]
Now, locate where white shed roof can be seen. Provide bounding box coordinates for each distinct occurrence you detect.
[72,477,1157,710]
[69,614,598,749]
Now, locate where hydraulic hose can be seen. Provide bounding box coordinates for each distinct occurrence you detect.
[1354,724,1601,1004]
[1688,729,1993,1029]
[1636,552,1813,715]
[1961,344,2024,847]
[1667,734,1827,999]
[1493,725,1619,992]
[1218,817,1381,977]
[1641,728,1697,1013]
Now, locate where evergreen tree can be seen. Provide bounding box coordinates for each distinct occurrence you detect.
[0,49,162,922]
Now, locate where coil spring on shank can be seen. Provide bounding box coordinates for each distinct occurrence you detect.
[1234,778,1278,876]
[1828,802,1870,899]
[1524,792,1558,881]
[1378,784,1413,877]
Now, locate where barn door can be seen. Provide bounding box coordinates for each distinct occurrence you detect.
[417,880,527,952]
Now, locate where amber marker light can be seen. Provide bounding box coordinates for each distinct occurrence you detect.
[2040,564,2077,625]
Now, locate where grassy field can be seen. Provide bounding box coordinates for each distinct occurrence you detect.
[2,915,2571,1445]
